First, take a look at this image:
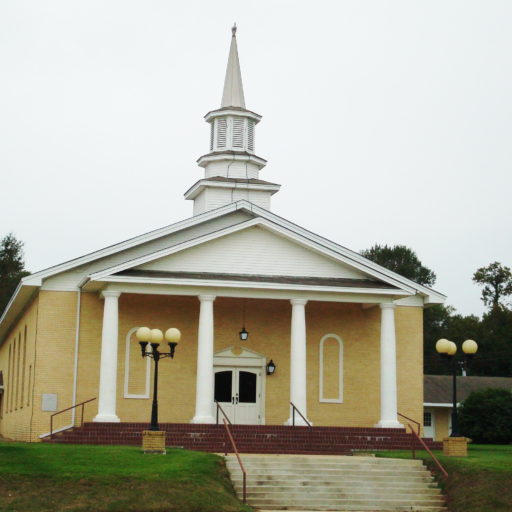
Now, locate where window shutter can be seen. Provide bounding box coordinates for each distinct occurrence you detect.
[217,119,227,148]
[247,121,254,151]
[232,118,244,148]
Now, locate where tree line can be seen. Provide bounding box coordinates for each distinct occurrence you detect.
[362,244,512,377]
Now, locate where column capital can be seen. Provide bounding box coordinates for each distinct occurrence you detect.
[379,302,396,310]
[101,290,121,299]
[198,294,216,302]
[290,298,308,306]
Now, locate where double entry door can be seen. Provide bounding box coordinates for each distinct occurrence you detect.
[214,367,261,425]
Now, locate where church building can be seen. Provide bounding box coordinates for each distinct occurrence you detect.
[0,27,445,442]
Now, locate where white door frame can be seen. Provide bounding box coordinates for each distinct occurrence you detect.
[213,346,267,425]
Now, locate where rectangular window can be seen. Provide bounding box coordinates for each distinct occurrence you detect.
[16,332,21,409]
[423,412,432,427]
[8,344,12,413]
[27,365,32,406]
[210,123,214,151]
[21,326,27,408]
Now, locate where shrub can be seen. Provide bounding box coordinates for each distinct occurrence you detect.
[459,388,512,444]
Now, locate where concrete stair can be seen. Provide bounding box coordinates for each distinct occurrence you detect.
[225,454,446,511]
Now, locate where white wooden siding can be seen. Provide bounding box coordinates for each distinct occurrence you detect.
[204,161,260,180]
[137,226,368,279]
[41,211,253,291]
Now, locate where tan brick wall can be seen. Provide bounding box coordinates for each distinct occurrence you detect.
[2,291,425,438]
[434,407,451,441]
[29,291,78,441]
[0,296,39,441]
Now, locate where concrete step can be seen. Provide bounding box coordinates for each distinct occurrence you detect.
[225,454,446,511]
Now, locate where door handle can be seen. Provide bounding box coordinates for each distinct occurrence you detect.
[235,393,239,404]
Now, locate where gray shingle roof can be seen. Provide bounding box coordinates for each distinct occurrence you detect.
[424,375,512,404]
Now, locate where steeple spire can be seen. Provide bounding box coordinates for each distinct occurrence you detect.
[221,23,246,109]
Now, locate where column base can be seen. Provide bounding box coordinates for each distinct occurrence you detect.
[190,415,216,424]
[374,420,403,429]
[93,413,121,423]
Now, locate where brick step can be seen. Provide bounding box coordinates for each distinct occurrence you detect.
[45,422,442,453]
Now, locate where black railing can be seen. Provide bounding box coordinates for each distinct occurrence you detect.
[50,397,96,438]
[290,401,312,427]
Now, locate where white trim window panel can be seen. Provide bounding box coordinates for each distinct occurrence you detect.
[319,334,343,403]
[124,327,151,399]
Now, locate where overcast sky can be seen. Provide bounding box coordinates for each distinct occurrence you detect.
[1,1,511,317]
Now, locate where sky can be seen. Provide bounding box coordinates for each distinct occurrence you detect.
[1,1,511,318]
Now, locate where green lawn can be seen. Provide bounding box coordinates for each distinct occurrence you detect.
[0,443,251,512]
[377,444,512,512]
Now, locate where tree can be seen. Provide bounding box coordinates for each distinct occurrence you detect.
[458,388,512,444]
[473,261,512,310]
[361,244,436,287]
[0,233,30,315]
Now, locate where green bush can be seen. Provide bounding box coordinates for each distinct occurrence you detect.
[459,388,512,444]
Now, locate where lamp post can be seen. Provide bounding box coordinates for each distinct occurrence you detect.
[435,338,478,437]
[136,326,182,431]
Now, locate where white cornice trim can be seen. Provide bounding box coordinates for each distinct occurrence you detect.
[95,274,410,297]
[197,153,267,169]
[205,109,262,123]
[184,180,281,200]
[424,402,456,408]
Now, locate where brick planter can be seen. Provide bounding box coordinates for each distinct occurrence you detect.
[443,436,468,456]
[142,430,166,454]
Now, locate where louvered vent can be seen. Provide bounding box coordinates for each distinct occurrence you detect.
[217,119,227,148]
[232,118,244,148]
[210,123,214,151]
[247,121,254,152]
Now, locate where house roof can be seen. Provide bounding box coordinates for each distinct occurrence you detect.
[424,375,512,404]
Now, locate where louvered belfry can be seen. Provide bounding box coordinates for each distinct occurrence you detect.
[185,25,281,215]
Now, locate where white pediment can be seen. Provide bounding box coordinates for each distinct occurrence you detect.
[136,225,368,280]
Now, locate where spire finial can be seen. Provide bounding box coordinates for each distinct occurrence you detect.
[232,23,237,36]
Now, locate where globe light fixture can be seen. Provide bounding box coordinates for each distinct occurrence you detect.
[435,338,478,437]
[266,359,276,375]
[136,326,182,431]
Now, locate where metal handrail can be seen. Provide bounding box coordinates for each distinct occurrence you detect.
[50,397,96,439]
[290,401,312,428]
[406,423,448,479]
[397,412,420,436]
[222,418,247,504]
[215,400,233,425]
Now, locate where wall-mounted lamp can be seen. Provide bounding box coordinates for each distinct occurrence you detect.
[239,299,249,341]
[266,359,276,375]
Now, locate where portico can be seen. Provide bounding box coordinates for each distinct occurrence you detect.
[90,274,405,429]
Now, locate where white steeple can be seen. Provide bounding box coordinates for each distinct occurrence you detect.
[185,25,280,216]
[221,24,246,109]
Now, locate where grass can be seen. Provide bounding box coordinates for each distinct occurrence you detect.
[377,444,512,512]
[0,443,252,512]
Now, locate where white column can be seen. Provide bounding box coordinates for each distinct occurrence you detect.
[286,299,310,426]
[191,295,216,424]
[93,291,121,422]
[376,302,402,428]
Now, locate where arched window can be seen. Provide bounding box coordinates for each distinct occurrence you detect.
[124,327,151,399]
[319,334,343,403]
